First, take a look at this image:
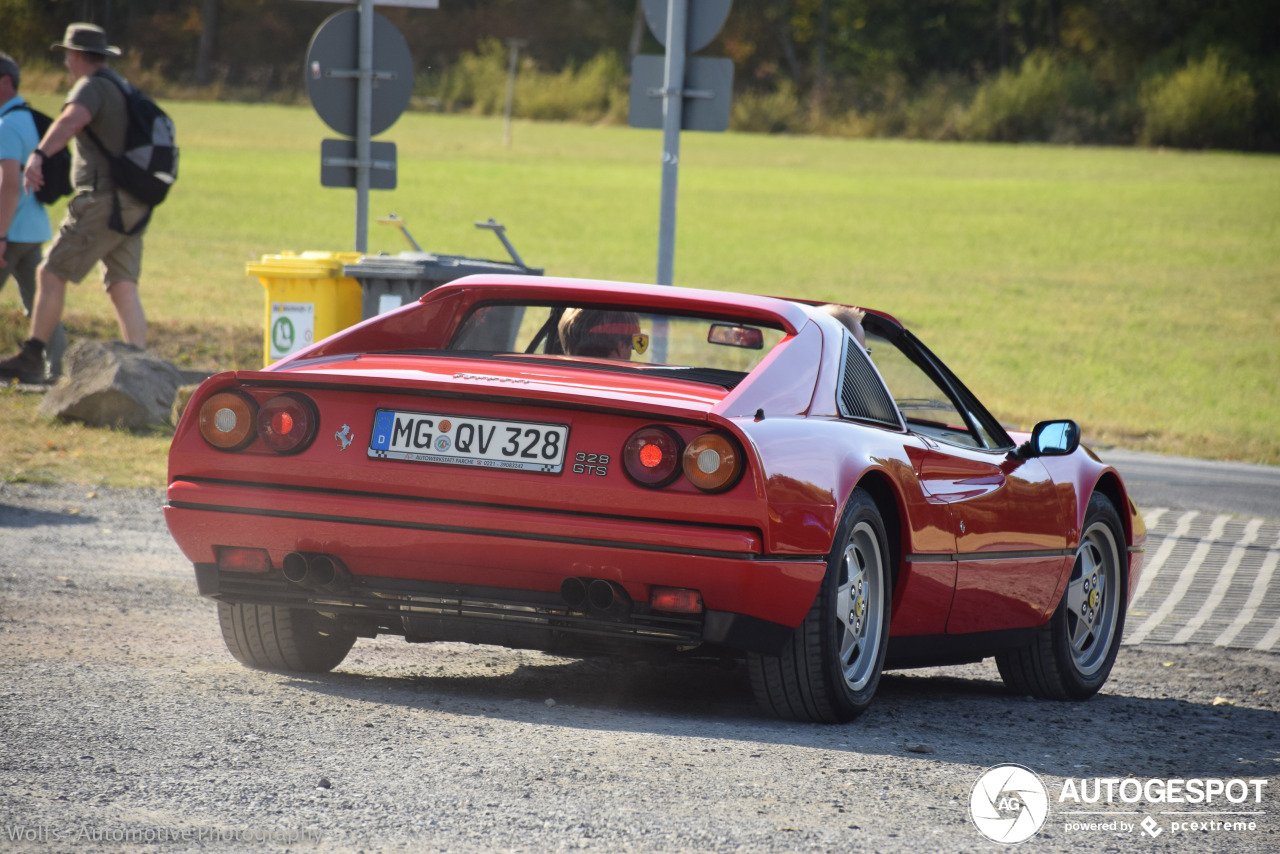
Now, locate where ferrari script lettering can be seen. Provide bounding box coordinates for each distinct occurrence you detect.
[453,372,530,384]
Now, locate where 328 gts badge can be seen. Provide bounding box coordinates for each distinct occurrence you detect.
[572,452,609,476]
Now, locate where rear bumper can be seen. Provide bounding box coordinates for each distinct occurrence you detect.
[194,565,795,655]
[165,478,825,649]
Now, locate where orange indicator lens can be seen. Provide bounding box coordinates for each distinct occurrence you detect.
[683,432,743,492]
[198,391,257,451]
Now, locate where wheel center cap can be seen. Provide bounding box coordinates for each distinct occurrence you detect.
[1088,588,1101,610]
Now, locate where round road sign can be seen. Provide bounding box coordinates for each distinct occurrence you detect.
[305,10,414,138]
[642,0,732,54]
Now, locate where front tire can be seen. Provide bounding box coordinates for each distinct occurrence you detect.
[997,492,1127,700]
[748,488,892,722]
[218,603,356,673]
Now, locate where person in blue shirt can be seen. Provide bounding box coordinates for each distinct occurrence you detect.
[0,51,63,382]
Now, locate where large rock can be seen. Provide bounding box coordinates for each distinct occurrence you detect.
[38,340,182,430]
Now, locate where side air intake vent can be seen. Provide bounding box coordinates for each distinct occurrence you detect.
[839,342,899,427]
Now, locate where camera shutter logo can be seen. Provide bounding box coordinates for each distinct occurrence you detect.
[970,764,1050,844]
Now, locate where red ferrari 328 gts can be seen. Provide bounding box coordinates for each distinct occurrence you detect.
[165,276,1146,722]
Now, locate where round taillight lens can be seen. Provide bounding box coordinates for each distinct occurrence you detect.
[257,393,318,454]
[683,432,743,493]
[622,426,683,487]
[198,391,257,451]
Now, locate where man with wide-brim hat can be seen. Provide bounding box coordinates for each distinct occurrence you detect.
[0,22,152,383]
[51,23,123,58]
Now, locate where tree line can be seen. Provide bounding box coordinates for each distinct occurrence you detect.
[4,0,1276,150]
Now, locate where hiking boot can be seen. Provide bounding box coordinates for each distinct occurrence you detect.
[0,340,49,385]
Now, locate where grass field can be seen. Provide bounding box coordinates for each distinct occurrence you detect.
[3,99,1278,485]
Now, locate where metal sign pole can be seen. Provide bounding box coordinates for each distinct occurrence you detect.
[655,0,687,287]
[355,0,374,252]
[503,39,526,148]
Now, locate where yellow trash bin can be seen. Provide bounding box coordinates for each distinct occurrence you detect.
[247,251,364,366]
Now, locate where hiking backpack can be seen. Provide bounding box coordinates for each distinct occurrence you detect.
[0,103,73,205]
[84,70,178,232]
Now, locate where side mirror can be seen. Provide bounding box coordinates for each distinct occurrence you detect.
[1016,419,1080,459]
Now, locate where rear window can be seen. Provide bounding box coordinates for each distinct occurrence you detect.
[449,302,787,386]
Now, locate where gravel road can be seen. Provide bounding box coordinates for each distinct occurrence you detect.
[1,482,1277,854]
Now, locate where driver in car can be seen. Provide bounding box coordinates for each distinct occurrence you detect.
[558,308,646,360]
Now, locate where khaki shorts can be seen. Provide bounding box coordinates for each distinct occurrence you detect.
[44,189,148,289]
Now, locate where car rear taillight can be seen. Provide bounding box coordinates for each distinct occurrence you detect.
[257,393,319,454]
[622,426,683,487]
[199,391,257,451]
[683,432,743,493]
[197,389,319,454]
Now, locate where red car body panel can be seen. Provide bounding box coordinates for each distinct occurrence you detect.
[165,276,1145,663]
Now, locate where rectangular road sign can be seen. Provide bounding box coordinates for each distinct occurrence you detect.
[320,139,397,189]
[629,55,733,132]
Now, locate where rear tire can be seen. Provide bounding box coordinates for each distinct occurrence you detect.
[748,488,892,722]
[218,603,356,673]
[997,492,1127,700]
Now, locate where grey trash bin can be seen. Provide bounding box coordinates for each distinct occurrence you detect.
[344,252,544,320]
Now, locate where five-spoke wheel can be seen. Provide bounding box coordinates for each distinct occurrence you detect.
[1064,517,1122,678]
[835,520,888,694]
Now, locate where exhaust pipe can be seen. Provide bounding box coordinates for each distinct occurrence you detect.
[560,577,588,611]
[587,579,632,619]
[282,552,310,584]
[282,552,351,590]
[308,554,340,588]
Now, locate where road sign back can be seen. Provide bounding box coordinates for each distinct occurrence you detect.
[642,0,732,53]
[320,139,397,189]
[305,9,413,137]
[628,55,733,132]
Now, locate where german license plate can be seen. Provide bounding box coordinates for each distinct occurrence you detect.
[368,409,569,473]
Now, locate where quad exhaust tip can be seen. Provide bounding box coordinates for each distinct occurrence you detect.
[561,577,632,619]
[282,551,350,591]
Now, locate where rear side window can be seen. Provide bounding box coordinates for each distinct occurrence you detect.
[838,338,900,428]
